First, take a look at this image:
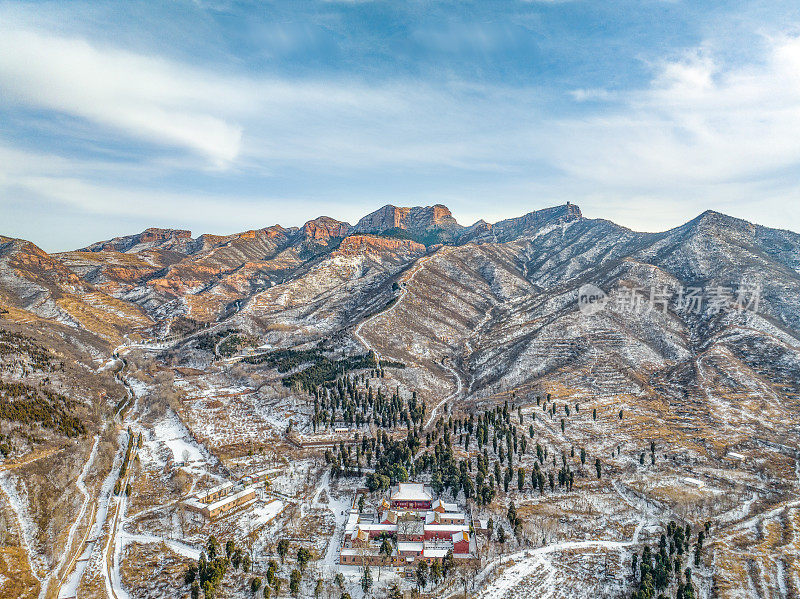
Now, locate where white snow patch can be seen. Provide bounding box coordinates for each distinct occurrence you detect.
[249,499,285,527]
[153,411,211,469]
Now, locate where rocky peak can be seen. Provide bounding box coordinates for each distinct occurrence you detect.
[353,204,461,235]
[262,224,294,239]
[82,228,194,253]
[0,236,86,293]
[301,217,351,245]
[140,228,192,244]
[688,210,755,236]
[489,203,583,242]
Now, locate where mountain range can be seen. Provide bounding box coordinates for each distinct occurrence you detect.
[2,203,799,403]
[3,202,800,598]
[1,202,798,412]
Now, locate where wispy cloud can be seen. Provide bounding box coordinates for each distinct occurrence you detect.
[0,24,539,173]
[569,88,616,102]
[0,28,244,166]
[555,35,800,186]
[2,5,800,248]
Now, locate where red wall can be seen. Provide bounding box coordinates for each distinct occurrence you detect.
[392,500,432,509]
[453,540,469,554]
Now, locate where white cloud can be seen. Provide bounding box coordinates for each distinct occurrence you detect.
[2,20,800,242]
[0,169,363,234]
[0,24,539,173]
[570,88,616,102]
[0,28,244,166]
[553,35,800,186]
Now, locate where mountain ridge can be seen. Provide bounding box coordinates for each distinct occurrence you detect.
[2,202,800,599]
[2,203,799,342]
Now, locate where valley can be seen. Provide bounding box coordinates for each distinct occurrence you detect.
[1,203,799,599]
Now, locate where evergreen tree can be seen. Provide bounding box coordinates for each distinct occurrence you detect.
[297,547,312,572]
[416,561,428,591]
[277,539,290,562]
[290,570,302,597]
[497,525,507,546]
[207,536,219,560]
[251,577,262,595]
[430,560,443,585]
[443,549,456,579]
[507,501,517,527]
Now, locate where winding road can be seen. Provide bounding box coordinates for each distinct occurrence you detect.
[352,253,433,362]
[473,481,658,599]
[351,253,465,429]
[53,346,139,599]
[44,435,99,599]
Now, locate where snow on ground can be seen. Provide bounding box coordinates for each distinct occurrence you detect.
[59,431,127,598]
[176,376,281,445]
[98,357,121,372]
[122,533,201,561]
[252,394,306,435]
[463,480,662,599]
[718,491,759,525]
[268,459,316,497]
[249,499,286,527]
[152,410,217,474]
[45,436,100,599]
[108,490,131,599]
[476,539,634,599]
[0,471,44,581]
[127,378,150,399]
[321,484,356,569]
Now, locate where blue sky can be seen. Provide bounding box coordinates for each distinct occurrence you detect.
[1,0,800,251]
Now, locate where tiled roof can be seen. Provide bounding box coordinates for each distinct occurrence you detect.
[391,483,432,501]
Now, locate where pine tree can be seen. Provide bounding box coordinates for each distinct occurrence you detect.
[290,570,301,597]
[507,501,517,526]
[297,547,312,572]
[251,577,262,595]
[277,539,289,562]
[497,525,507,545]
[416,561,428,591]
[360,566,373,595]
